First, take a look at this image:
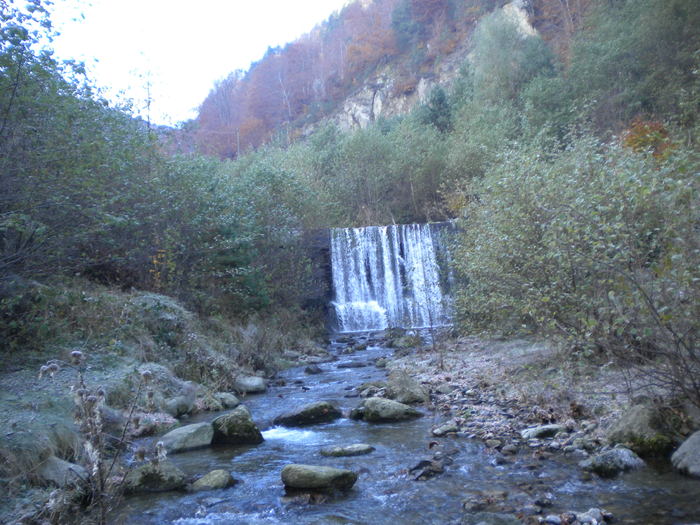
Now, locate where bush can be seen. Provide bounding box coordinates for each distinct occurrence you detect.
[453,134,699,404]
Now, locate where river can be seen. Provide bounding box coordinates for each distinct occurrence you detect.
[114,334,700,525]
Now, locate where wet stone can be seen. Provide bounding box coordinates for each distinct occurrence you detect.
[273,401,342,427]
[541,515,561,525]
[337,361,368,369]
[281,464,358,491]
[432,422,459,436]
[579,447,645,478]
[191,469,236,491]
[521,424,566,440]
[501,444,518,455]
[160,422,214,454]
[212,405,263,445]
[320,444,375,457]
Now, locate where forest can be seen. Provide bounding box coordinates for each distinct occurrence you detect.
[1,0,699,523]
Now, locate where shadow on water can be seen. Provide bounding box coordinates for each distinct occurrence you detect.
[114,334,700,525]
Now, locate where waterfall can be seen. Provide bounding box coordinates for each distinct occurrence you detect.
[330,222,453,333]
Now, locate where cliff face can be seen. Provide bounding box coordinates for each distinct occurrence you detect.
[325,0,537,132]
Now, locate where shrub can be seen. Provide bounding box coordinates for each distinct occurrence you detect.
[453,134,699,404]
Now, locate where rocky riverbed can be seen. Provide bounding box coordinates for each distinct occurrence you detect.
[4,332,700,524]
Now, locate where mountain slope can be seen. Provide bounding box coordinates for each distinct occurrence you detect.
[192,0,590,158]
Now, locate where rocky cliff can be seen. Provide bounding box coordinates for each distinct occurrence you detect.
[326,0,537,132]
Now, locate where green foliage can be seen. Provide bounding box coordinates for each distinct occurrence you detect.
[0,2,290,320]
[564,0,700,130]
[452,135,699,399]
[391,0,423,51]
[418,86,452,133]
[470,9,555,104]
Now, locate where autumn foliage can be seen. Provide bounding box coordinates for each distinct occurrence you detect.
[623,118,675,159]
[194,0,493,158]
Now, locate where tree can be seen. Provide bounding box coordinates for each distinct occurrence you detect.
[419,85,452,132]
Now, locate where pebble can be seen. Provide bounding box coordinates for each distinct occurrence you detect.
[534,493,554,508]
[521,504,543,516]
[432,422,459,437]
[541,515,561,525]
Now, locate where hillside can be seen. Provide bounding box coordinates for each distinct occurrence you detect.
[191,0,592,158]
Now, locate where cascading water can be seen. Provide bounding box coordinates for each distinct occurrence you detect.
[330,222,453,332]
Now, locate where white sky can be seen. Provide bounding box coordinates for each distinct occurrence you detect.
[49,0,350,126]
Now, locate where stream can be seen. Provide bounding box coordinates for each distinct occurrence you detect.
[115,334,700,525]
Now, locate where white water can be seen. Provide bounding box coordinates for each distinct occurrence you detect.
[330,223,451,332]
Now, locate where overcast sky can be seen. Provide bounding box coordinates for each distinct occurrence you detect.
[49,0,350,126]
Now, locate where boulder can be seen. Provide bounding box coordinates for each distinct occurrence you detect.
[212,405,263,445]
[130,412,179,437]
[520,424,566,440]
[281,464,357,491]
[350,397,422,422]
[124,460,186,493]
[38,456,87,488]
[606,404,675,456]
[386,370,429,404]
[197,394,224,412]
[233,375,266,394]
[191,469,236,491]
[160,422,213,453]
[273,401,342,427]
[320,444,375,457]
[164,395,195,418]
[671,430,700,478]
[579,447,645,478]
[214,392,240,409]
